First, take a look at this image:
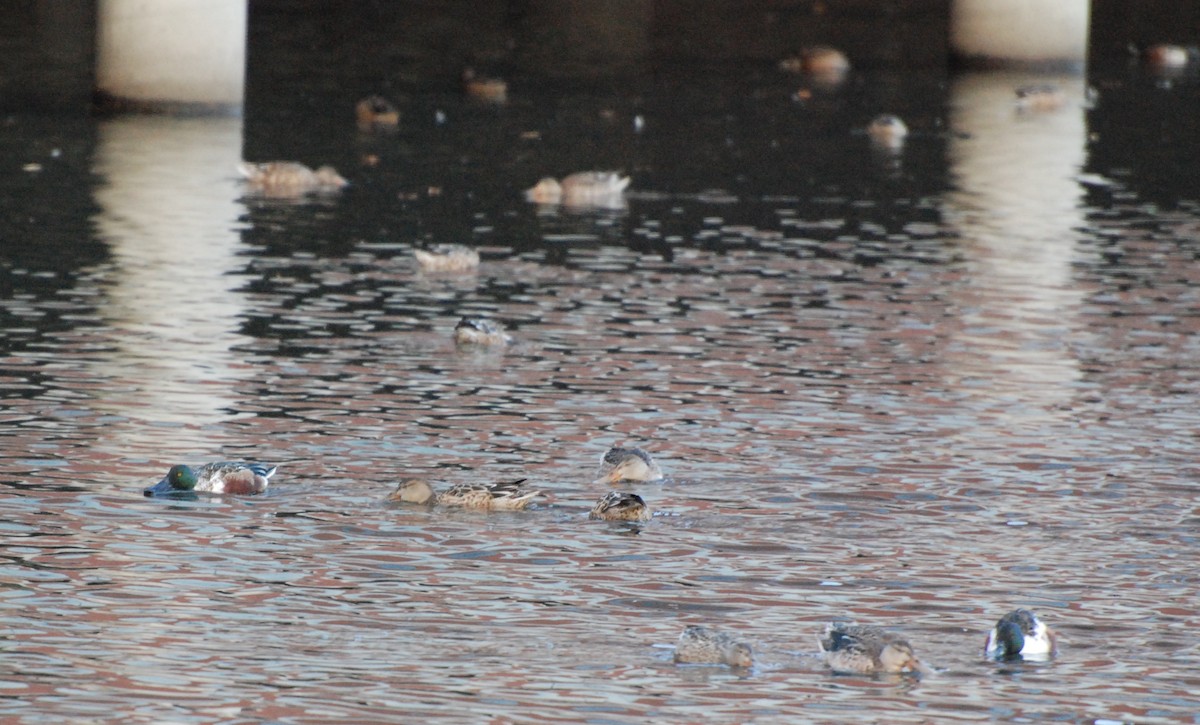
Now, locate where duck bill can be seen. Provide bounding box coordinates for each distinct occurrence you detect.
[143,477,176,497]
[910,658,934,677]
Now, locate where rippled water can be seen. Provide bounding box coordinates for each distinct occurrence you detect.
[4,12,1200,724]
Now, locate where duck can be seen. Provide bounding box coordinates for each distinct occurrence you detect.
[984,609,1056,660]
[355,95,400,131]
[413,244,480,273]
[1141,43,1198,70]
[1014,84,1066,112]
[818,623,928,675]
[453,316,512,346]
[867,114,908,150]
[143,462,276,497]
[524,172,630,209]
[462,68,508,103]
[779,46,851,80]
[589,491,651,522]
[674,625,753,668]
[238,161,348,197]
[594,446,663,484]
[387,477,540,510]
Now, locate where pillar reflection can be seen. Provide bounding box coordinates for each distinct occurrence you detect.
[91,115,252,437]
[941,72,1092,419]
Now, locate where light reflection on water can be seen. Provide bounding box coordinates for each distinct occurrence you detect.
[943,72,1090,421]
[90,115,257,443]
[2,61,1200,724]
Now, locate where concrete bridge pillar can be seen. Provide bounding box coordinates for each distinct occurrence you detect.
[95,0,246,113]
[950,0,1090,70]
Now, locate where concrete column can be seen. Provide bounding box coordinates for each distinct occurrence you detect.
[95,0,246,113]
[950,0,1090,70]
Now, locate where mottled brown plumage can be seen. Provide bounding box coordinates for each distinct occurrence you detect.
[589,491,651,521]
[388,477,540,510]
[594,447,663,484]
[453,317,511,346]
[674,626,753,667]
[414,244,480,273]
[238,161,347,198]
[355,95,400,130]
[818,623,927,675]
[524,172,630,209]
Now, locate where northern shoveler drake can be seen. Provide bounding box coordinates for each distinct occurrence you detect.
[462,68,508,103]
[984,609,1057,660]
[143,462,276,497]
[387,477,540,510]
[867,114,908,150]
[1014,85,1065,112]
[779,46,851,82]
[674,625,753,668]
[414,244,480,273]
[595,446,663,484]
[356,95,400,131]
[818,623,928,675]
[454,316,512,346]
[589,491,651,521]
[238,161,348,197]
[524,172,630,209]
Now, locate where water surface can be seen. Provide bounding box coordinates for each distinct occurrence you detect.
[2,24,1200,725]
